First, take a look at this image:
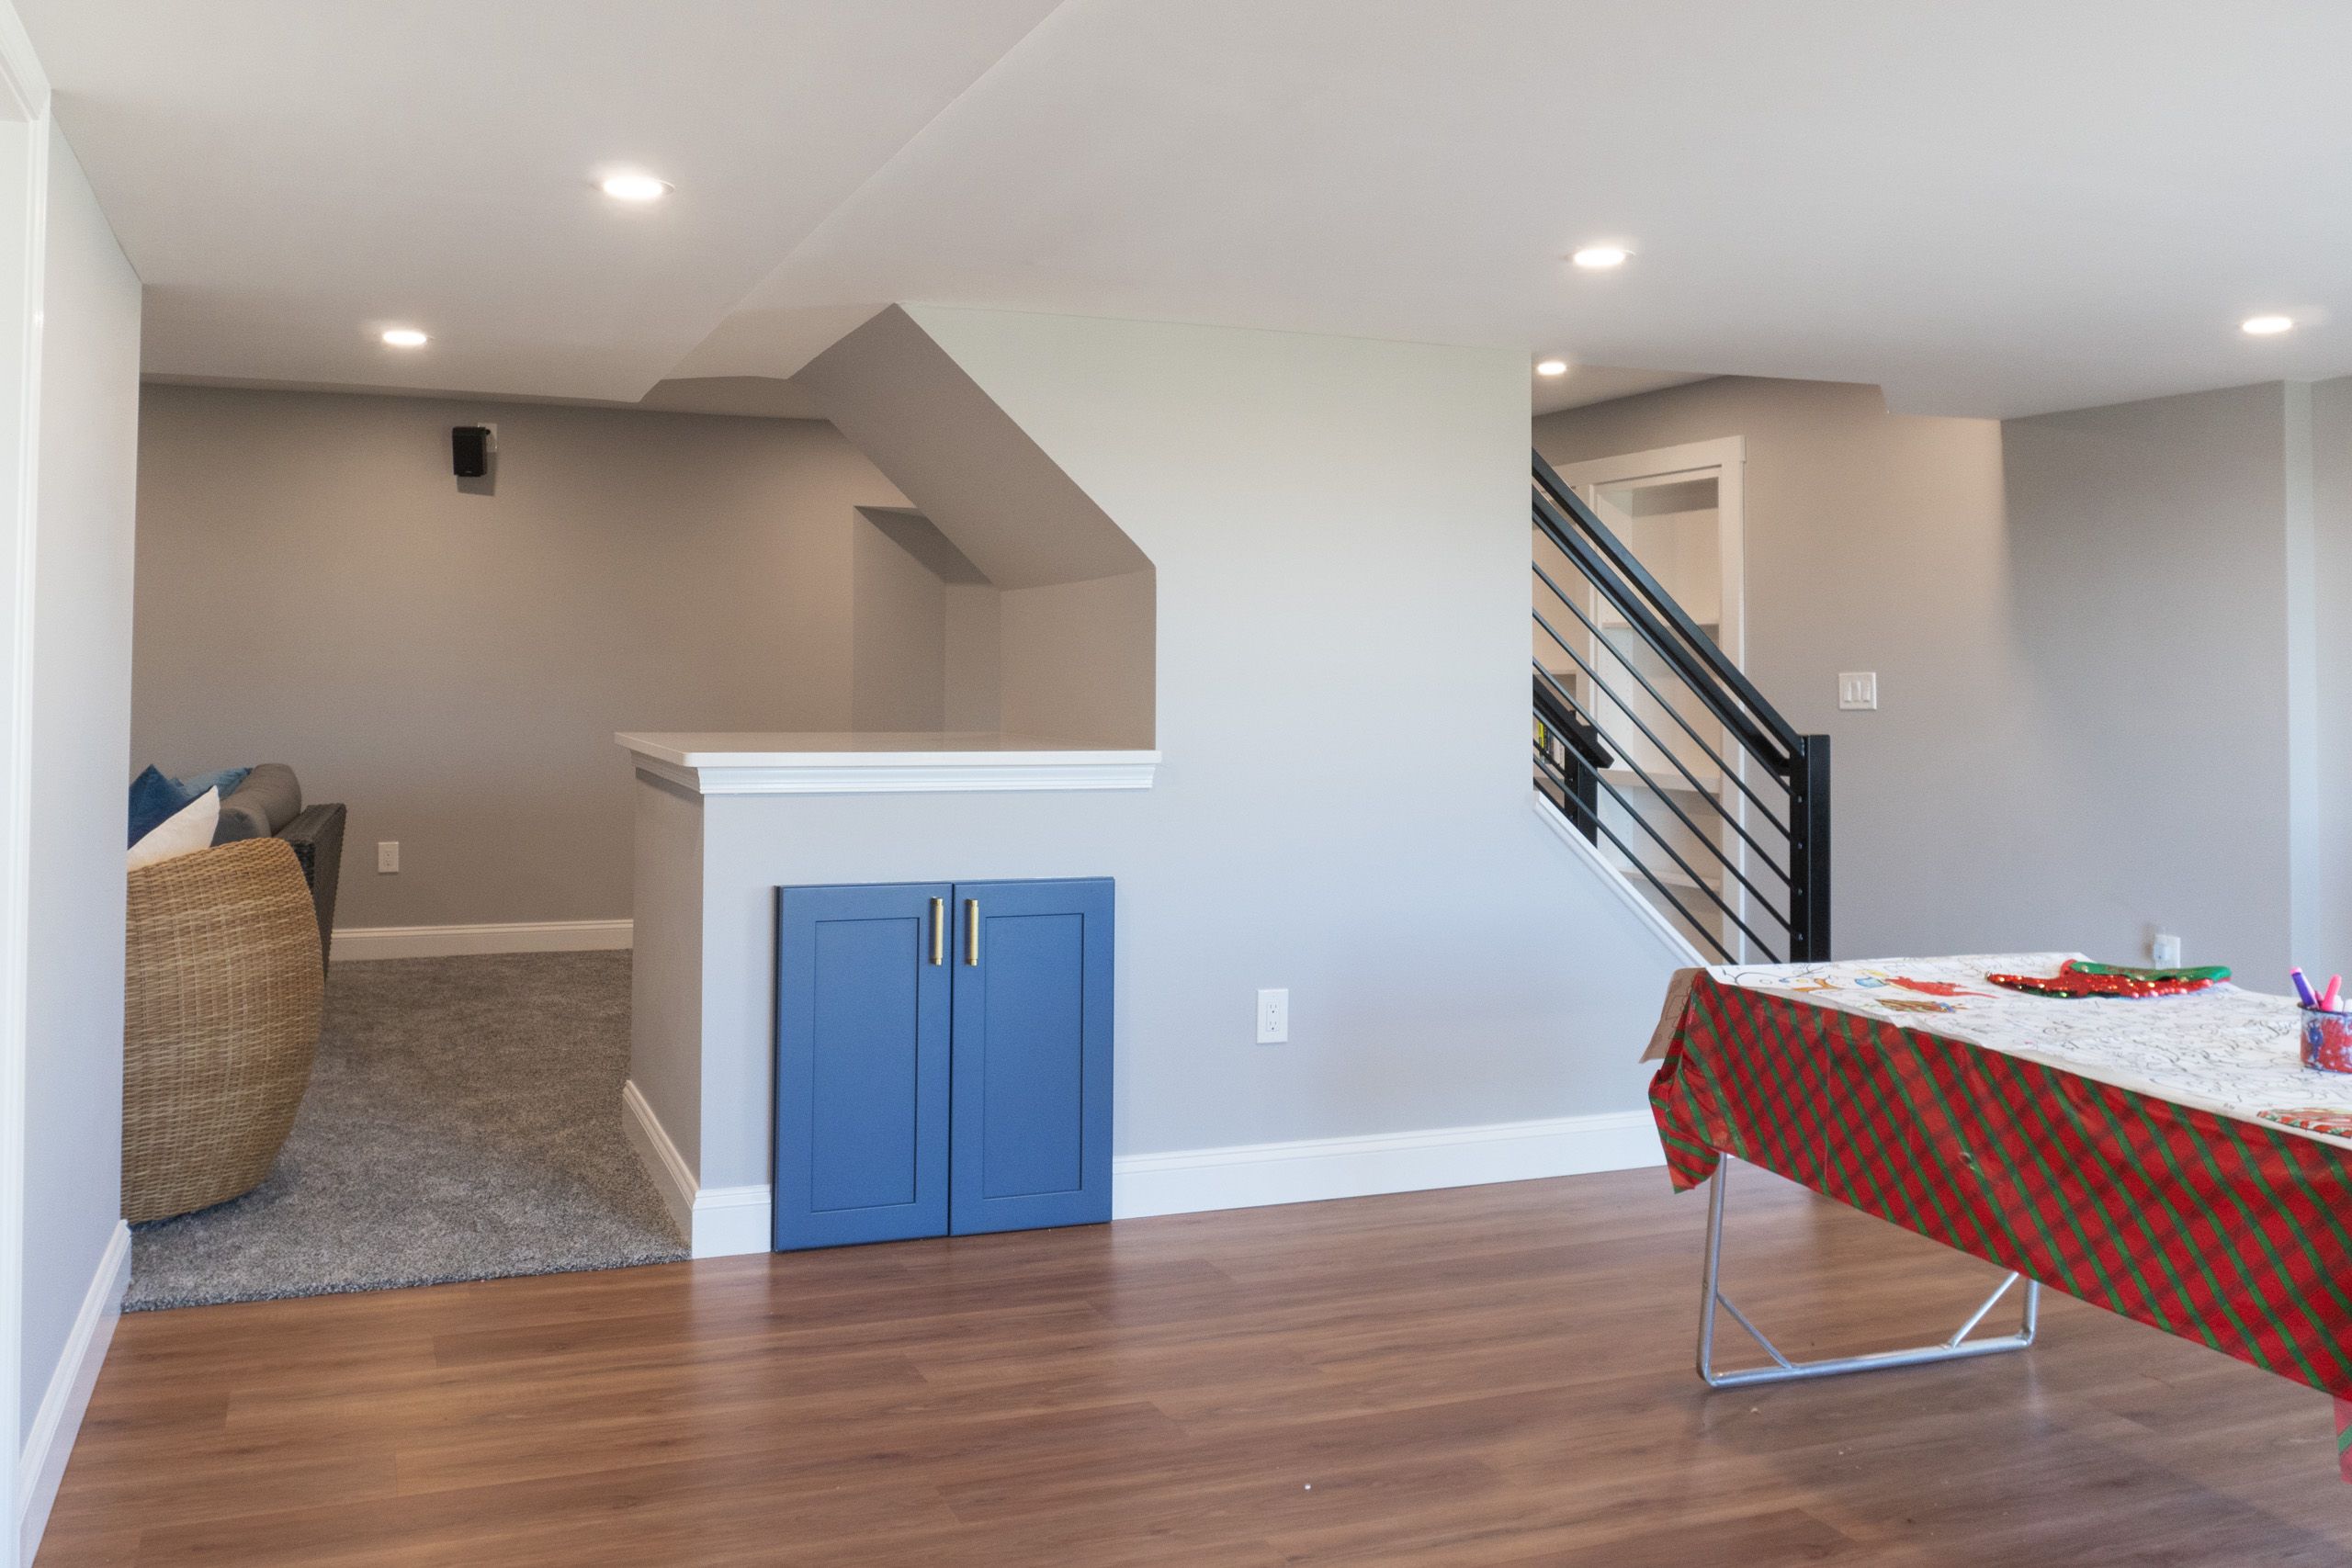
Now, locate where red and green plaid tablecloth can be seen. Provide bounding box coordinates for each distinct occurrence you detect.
[1647,960,2352,1472]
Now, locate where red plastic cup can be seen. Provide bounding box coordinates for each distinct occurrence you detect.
[2302,1006,2352,1073]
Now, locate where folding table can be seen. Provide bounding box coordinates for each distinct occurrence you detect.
[1645,954,2352,1470]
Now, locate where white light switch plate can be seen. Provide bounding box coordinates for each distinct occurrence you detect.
[1838,671,1878,710]
[2152,932,2182,966]
[1256,987,1289,1044]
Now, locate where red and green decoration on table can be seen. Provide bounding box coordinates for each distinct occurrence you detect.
[1984,959,2231,999]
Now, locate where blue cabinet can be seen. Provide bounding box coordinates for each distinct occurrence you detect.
[773,883,952,1251]
[773,877,1112,1251]
[950,879,1114,1236]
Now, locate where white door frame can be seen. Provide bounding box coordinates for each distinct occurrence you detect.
[1547,436,1752,959]
[0,7,48,1564]
[1546,435,1747,671]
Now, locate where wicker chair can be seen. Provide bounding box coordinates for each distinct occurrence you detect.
[122,837,323,1224]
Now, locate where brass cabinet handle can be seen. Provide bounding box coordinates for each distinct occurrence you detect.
[964,898,979,966]
[928,897,945,965]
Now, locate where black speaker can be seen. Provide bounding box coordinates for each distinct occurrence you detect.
[452,425,492,479]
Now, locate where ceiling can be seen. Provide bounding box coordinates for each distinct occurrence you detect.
[1532,367,1710,417]
[21,0,2352,419]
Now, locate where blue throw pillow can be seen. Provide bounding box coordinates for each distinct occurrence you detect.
[177,766,252,803]
[128,765,203,848]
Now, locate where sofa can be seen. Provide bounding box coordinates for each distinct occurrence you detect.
[211,763,346,967]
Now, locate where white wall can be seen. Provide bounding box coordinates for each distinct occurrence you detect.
[673,310,1681,1189]
[17,122,140,1554]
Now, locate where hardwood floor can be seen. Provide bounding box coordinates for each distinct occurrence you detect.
[43,1165,2352,1565]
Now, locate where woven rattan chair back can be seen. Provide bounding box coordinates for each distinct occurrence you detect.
[122,836,323,1223]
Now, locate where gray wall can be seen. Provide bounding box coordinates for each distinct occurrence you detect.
[132,388,910,930]
[2304,378,2352,976]
[799,306,1158,748]
[23,130,140,1440]
[849,512,947,730]
[2002,382,2305,980]
[669,308,1681,1184]
[998,570,1155,746]
[628,776,703,1168]
[1539,375,2313,980]
[943,584,1001,731]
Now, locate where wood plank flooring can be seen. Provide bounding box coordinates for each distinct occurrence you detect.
[41,1165,2352,1565]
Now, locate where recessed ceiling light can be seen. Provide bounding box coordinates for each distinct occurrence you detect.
[380,328,428,348]
[600,173,673,203]
[1535,359,1568,376]
[1570,245,1630,270]
[2242,314,2294,336]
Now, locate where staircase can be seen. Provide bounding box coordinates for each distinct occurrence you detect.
[1532,451,1829,965]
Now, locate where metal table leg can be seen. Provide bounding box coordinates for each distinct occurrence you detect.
[1696,1156,2040,1389]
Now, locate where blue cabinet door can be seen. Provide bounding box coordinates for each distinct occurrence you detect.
[948,878,1114,1235]
[773,883,952,1251]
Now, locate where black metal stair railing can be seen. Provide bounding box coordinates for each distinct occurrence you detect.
[1532,450,1830,964]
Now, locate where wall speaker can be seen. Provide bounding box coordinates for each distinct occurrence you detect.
[452,425,493,479]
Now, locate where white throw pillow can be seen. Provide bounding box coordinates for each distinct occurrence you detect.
[128,787,220,873]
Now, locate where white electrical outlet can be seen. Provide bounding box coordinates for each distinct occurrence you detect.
[1838,671,1879,710]
[2152,931,2182,966]
[377,840,400,874]
[1256,987,1289,1044]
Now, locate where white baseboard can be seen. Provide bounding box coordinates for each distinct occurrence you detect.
[334,918,632,962]
[621,1079,771,1258]
[19,1219,130,1563]
[1110,1110,1664,1220]
[619,1105,1662,1258]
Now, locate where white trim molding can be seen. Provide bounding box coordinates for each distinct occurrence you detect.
[617,731,1159,796]
[333,919,632,962]
[0,3,51,123]
[18,1220,127,1564]
[1112,1111,1664,1220]
[621,1080,770,1258]
[622,1094,1658,1255]
[0,86,56,1568]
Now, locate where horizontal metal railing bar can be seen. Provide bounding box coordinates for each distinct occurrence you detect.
[1531,669,1794,931]
[1532,754,1601,838]
[1533,554,1787,846]
[1532,728,1786,956]
[1532,749,1741,964]
[1530,615,1766,849]
[1532,676,1613,770]
[1531,569,1784,830]
[1532,554,1795,841]
[1531,660,1790,912]
[1523,639,1796,888]
[1533,499,1795,779]
[1533,780,1594,834]
[1534,494,1794,777]
[1534,450,1806,762]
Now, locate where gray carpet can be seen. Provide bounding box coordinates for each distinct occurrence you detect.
[127,950,687,1311]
